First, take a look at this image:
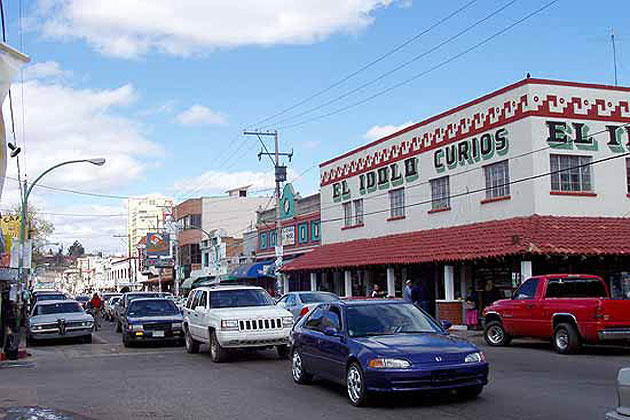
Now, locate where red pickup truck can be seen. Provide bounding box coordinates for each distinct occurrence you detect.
[482,274,630,354]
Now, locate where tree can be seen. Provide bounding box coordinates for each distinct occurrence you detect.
[9,204,55,246]
[68,240,85,258]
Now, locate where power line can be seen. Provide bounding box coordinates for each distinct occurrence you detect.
[3,175,131,200]
[280,0,560,130]
[265,0,518,129]
[249,0,480,129]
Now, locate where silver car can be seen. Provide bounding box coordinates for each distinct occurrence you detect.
[28,300,94,344]
[607,368,630,419]
[276,291,340,318]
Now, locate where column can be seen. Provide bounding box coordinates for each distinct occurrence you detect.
[344,270,352,298]
[310,272,317,291]
[386,267,395,297]
[520,260,532,283]
[444,265,455,301]
[283,275,290,294]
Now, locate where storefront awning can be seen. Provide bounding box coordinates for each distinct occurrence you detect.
[281,215,630,272]
[229,261,275,279]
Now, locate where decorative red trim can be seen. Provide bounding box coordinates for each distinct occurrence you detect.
[386,216,406,222]
[480,195,511,205]
[341,223,365,230]
[550,191,597,197]
[428,207,451,214]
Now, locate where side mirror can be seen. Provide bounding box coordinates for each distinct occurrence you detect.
[323,326,341,337]
[440,320,452,331]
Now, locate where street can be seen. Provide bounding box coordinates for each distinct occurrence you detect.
[1,321,627,420]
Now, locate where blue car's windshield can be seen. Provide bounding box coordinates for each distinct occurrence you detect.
[128,300,179,317]
[346,303,441,337]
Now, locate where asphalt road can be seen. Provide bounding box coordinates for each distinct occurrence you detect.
[0,321,628,420]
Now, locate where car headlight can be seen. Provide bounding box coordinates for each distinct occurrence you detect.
[33,325,43,331]
[130,324,143,331]
[83,321,93,327]
[172,322,183,329]
[220,320,239,331]
[368,358,411,369]
[464,351,486,363]
[282,316,294,328]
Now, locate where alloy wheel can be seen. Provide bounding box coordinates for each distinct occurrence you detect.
[292,351,303,382]
[347,365,363,404]
[487,325,504,345]
[555,329,569,350]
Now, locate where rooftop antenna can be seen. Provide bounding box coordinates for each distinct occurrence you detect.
[611,28,618,86]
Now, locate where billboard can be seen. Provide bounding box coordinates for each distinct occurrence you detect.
[146,232,170,257]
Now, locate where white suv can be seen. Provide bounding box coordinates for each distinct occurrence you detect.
[182,285,294,362]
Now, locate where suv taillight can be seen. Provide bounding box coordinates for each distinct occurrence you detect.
[299,306,310,318]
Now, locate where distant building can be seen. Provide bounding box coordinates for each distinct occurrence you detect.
[127,196,174,252]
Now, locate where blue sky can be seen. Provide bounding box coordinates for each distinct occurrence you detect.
[1,0,628,253]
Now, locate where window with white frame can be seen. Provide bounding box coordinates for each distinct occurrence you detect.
[550,154,592,192]
[484,160,510,199]
[389,188,405,218]
[353,199,364,225]
[343,202,353,227]
[430,176,450,210]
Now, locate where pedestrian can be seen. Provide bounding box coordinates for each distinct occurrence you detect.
[465,286,479,330]
[370,284,385,298]
[403,280,413,302]
[481,280,501,311]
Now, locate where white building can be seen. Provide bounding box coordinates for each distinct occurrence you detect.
[127,196,174,250]
[105,256,146,291]
[201,186,268,239]
[283,78,630,324]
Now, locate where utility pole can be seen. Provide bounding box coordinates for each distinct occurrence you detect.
[611,28,618,86]
[243,130,293,296]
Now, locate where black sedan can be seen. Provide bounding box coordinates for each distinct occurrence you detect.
[120,298,184,347]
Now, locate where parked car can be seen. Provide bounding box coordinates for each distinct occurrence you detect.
[276,291,340,319]
[183,285,294,362]
[102,292,122,303]
[607,368,630,420]
[27,300,94,344]
[115,292,168,332]
[120,298,184,347]
[483,274,630,354]
[75,295,90,309]
[105,296,122,321]
[290,299,488,406]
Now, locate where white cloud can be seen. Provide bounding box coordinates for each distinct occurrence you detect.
[33,0,399,58]
[364,121,413,141]
[173,169,295,196]
[176,105,227,126]
[23,61,71,80]
[3,71,162,192]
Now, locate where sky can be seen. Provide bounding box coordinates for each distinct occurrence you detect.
[0,0,628,255]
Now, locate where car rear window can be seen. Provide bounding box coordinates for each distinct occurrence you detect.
[35,302,83,315]
[299,292,339,304]
[128,300,179,317]
[36,294,67,301]
[546,278,607,298]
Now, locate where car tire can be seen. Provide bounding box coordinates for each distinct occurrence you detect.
[115,321,122,333]
[553,323,581,355]
[209,331,228,363]
[457,385,484,399]
[83,334,92,344]
[277,345,290,360]
[346,362,369,407]
[122,332,131,348]
[484,321,511,347]
[26,335,34,346]
[185,328,200,354]
[291,348,312,384]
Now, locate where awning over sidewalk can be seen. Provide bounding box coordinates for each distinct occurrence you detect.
[281,215,630,272]
[229,261,275,279]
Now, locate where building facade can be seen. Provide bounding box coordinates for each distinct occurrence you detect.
[283,78,630,324]
[127,196,174,252]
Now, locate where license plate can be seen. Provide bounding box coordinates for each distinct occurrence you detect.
[153,331,165,338]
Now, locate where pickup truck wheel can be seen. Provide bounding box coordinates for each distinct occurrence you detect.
[484,321,511,346]
[185,329,200,354]
[291,348,312,384]
[209,331,228,363]
[277,345,290,360]
[553,323,581,354]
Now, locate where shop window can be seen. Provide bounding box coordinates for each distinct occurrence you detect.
[297,223,308,244]
[430,176,450,210]
[484,160,510,199]
[258,232,267,249]
[311,220,321,241]
[353,199,364,225]
[270,230,277,247]
[343,202,353,227]
[550,154,592,192]
[389,188,405,218]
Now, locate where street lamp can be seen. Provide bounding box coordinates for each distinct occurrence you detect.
[14,158,106,345]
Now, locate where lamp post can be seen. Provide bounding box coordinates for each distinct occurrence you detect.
[15,158,105,344]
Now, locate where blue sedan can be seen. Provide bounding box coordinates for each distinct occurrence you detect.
[290,300,489,406]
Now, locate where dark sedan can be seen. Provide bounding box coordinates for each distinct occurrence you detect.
[290,300,489,406]
[121,298,184,347]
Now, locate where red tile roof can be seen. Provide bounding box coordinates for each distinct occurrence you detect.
[280,215,630,272]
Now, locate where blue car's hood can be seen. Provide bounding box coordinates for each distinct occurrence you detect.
[353,333,478,364]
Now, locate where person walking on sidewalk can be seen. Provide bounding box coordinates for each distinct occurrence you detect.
[403,280,413,303]
[465,287,479,330]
